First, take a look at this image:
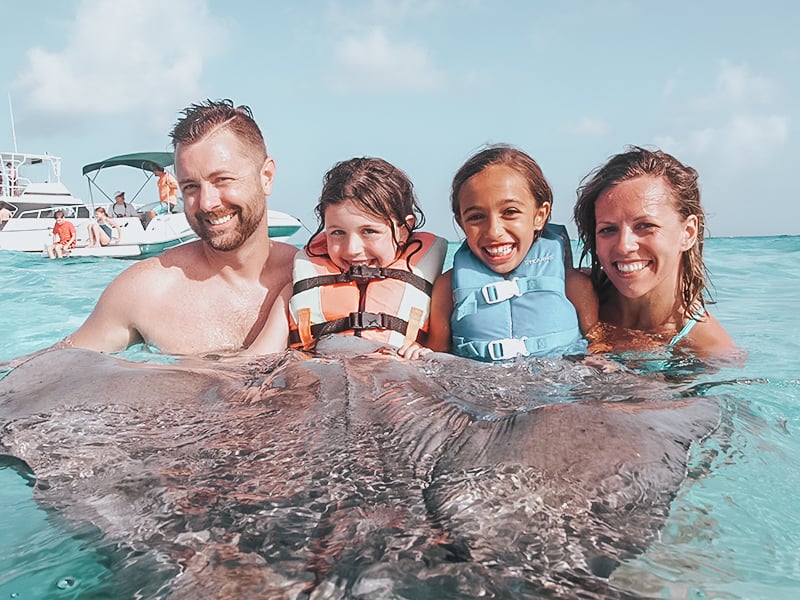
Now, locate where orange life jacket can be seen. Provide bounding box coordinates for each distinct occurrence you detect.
[289,231,447,350]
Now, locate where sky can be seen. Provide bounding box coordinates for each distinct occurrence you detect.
[1,0,798,242]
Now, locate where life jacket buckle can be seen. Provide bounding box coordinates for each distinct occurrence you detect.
[481,277,522,304]
[348,264,385,280]
[487,337,529,361]
[348,311,384,330]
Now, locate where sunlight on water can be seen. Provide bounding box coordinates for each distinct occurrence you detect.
[0,459,114,599]
[1,237,799,598]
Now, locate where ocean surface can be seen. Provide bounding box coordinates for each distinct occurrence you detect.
[1,237,799,599]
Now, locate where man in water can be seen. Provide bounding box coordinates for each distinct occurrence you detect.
[59,99,296,355]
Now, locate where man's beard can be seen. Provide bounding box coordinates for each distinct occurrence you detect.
[188,201,265,252]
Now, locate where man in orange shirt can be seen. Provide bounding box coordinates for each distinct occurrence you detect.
[46,210,77,258]
[149,165,179,220]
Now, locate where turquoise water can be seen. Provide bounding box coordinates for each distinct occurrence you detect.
[1,237,800,598]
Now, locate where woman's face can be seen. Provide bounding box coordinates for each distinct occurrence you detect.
[594,176,697,300]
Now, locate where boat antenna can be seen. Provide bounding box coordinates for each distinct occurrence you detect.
[7,93,18,152]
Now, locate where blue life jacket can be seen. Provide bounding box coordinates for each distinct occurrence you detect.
[450,222,587,362]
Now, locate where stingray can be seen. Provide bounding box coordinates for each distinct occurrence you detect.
[0,337,721,599]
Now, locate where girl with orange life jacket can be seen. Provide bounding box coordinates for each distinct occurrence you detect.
[286,157,447,359]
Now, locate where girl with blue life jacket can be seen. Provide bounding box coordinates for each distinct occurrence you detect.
[282,157,447,359]
[427,145,598,362]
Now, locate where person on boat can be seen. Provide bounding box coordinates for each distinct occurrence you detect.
[0,201,12,230]
[46,210,77,259]
[87,207,121,247]
[427,144,598,362]
[109,191,138,218]
[6,162,19,196]
[148,165,180,220]
[249,157,446,359]
[41,99,296,356]
[572,146,736,358]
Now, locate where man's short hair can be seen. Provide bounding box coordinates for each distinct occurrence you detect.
[169,99,267,161]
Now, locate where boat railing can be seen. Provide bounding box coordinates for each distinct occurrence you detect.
[5,176,32,197]
[15,204,92,220]
[1,151,62,197]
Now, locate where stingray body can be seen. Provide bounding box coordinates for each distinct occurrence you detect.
[0,337,720,599]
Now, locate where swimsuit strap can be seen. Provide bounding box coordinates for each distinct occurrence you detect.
[668,306,706,347]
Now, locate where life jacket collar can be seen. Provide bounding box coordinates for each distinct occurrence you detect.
[347,264,389,281]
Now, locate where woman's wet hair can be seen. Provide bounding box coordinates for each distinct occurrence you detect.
[308,157,425,260]
[573,145,710,315]
[450,144,553,221]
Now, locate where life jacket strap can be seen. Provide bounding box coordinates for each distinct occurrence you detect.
[293,265,433,296]
[297,307,314,349]
[403,307,424,348]
[288,311,428,347]
[453,327,585,362]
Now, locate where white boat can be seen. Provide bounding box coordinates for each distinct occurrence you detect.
[0,151,303,258]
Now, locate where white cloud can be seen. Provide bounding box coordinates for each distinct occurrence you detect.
[658,114,788,173]
[330,28,443,93]
[12,0,226,131]
[566,117,610,136]
[658,61,787,168]
[326,0,439,29]
[710,60,776,106]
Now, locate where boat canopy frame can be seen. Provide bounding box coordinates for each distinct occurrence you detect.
[1,150,62,197]
[82,151,175,210]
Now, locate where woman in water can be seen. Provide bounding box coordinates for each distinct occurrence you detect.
[573,146,736,358]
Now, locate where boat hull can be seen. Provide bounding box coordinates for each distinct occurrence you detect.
[1,211,302,257]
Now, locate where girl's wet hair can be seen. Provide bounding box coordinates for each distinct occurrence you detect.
[450,144,553,220]
[573,145,710,315]
[308,157,425,259]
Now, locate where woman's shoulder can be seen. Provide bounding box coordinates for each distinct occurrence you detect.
[689,311,738,356]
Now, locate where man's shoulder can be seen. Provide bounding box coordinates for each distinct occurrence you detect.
[270,240,301,260]
[114,242,202,282]
[154,239,206,267]
[263,241,299,284]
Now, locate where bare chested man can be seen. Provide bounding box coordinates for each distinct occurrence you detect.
[63,99,296,355]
